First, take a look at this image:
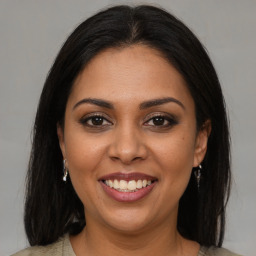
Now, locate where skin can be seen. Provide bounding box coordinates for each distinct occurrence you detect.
[57,45,211,256]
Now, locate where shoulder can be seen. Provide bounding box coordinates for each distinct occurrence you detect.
[199,246,243,256]
[11,234,75,256]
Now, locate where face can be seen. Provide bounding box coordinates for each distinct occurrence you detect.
[58,45,209,234]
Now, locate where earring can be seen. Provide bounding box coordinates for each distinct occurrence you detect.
[194,164,202,190]
[63,159,68,182]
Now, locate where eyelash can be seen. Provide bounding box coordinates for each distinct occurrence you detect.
[144,113,178,128]
[79,113,112,128]
[79,113,178,129]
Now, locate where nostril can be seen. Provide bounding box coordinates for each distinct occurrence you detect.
[107,133,148,163]
[110,156,120,161]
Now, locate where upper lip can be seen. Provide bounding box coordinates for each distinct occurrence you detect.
[98,172,157,182]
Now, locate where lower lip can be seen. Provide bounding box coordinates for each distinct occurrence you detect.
[100,181,157,202]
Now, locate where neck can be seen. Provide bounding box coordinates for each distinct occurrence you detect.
[70,216,198,256]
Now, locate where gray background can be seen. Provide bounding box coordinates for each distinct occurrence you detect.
[0,0,255,255]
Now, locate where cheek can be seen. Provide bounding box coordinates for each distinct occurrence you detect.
[64,131,108,210]
[64,128,107,191]
[152,131,196,185]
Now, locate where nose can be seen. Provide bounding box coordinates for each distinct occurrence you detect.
[108,125,148,165]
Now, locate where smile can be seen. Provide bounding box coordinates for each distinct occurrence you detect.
[104,179,152,192]
[99,173,157,202]
[104,179,153,192]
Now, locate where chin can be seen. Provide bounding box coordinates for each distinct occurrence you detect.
[97,206,158,234]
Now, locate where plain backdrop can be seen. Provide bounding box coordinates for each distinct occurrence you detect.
[0,1,255,255]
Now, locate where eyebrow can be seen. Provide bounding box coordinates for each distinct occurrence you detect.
[73,98,114,110]
[139,97,185,110]
[73,97,185,111]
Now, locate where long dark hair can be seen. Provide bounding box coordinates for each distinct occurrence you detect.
[25,5,231,247]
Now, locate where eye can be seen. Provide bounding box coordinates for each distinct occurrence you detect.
[80,114,112,127]
[144,114,178,128]
[147,116,168,126]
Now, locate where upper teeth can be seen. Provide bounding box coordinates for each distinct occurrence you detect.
[105,179,152,191]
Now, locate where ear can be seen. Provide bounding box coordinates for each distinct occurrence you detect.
[57,123,66,160]
[193,120,211,167]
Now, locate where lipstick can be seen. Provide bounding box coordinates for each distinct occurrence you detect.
[99,172,157,202]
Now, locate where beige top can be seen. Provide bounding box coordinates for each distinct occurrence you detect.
[11,234,242,256]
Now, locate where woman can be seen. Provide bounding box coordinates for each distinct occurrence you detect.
[13,5,241,256]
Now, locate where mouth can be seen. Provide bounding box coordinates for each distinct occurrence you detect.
[99,173,158,202]
[103,179,154,192]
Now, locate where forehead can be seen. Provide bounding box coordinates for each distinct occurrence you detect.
[68,45,194,109]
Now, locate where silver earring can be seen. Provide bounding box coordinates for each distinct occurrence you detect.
[194,164,202,190]
[63,159,68,182]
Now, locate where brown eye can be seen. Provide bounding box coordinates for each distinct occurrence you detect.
[144,113,178,129]
[80,114,112,128]
[91,116,104,125]
[146,116,170,126]
[152,117,165,126]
